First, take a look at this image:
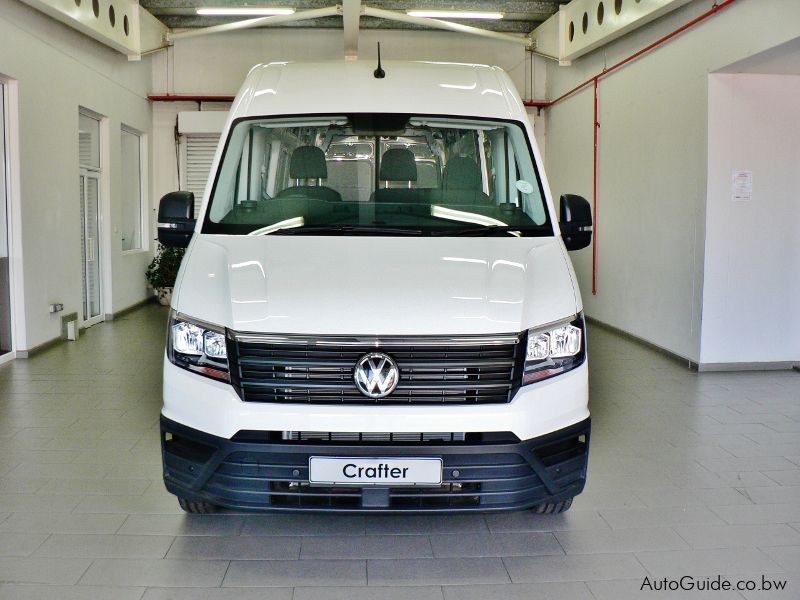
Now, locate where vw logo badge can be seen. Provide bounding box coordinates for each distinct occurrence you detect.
[354,352,399,398]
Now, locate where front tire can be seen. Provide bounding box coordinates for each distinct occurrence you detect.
[178,497,218,514]
[531,497,573,514]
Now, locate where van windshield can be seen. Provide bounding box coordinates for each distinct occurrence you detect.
[202,114,553,237]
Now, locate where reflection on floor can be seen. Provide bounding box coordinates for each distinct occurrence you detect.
[0,303,797,599]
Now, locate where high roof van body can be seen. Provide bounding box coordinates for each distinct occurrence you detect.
[158,60,593,513]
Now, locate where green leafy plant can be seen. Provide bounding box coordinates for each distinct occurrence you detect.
[146,244,185,296]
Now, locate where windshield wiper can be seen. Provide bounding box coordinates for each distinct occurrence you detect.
[431,225,549,237]
[268,225,423,236]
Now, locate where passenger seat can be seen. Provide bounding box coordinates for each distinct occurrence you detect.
[440,156,491,206]
[276,146,342,202]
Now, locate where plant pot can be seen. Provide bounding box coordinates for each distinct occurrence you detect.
[156,287,173,306]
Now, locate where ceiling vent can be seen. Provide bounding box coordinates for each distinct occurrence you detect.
[533,0,694,64]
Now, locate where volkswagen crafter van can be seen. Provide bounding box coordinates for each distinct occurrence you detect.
[157,60,593,514]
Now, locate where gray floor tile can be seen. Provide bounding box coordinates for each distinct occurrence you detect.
[0,532,49,556]
[633,487,752,507]
[675,523,800,549]
[241,515,366,536]
[600,506,727,529]
[430,532,562,557]
[635,548,784,576]
[0,585,145,600]
[294,587,444,600]
[711,503,800,525]
[503,553,647,583]
[364,515,488,535]
[223,559,367,587]
[73,495,183,515]
[0,513,127,534]
[441,582,593,600]
[300,534,432,559]
[80,558,229,587]
[142,589,292,600]
[485,509,609,533]
[0,557,93,584]
[368,557,509,586]
[118,514,244,536]
[738,486,800,505]
[555,527,689,554]
[761,546,800,573]
[167,535,301,560]
[35,534,174,558]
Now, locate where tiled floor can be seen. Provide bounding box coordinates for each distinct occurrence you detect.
[0,304,798,599]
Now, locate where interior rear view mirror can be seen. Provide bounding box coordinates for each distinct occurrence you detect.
[157,191,196,248]
[559,194,593,251]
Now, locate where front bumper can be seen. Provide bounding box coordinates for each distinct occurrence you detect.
[161,415,590,513]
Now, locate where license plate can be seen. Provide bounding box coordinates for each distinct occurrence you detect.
[308,457,443,486]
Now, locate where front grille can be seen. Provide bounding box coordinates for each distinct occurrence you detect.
[228,333,524,405]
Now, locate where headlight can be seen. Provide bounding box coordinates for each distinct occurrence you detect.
[167,310,230,383]
[523,314,585,385]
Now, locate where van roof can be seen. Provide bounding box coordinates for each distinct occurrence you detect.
[230,60,526,122]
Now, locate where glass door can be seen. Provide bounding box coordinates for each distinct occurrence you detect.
[79,171,102,324]
[0,82,11,355]
[78,110,103,326]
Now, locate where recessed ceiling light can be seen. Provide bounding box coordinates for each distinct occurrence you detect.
[196,7,296,16]
[406,10,503,20]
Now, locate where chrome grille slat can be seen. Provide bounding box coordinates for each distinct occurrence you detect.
[229,331,523,405]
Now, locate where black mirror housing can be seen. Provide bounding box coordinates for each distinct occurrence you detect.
[157,191,196,248]
[559,194,593,251]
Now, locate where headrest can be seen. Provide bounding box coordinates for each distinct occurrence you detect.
[380,148,417,182]
[289,146,327,179]
[443,156,481,191]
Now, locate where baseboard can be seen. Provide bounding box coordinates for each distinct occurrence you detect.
[104,297,156,321]
[585,317,798,373]
[584,316,694,369]
[16,335,63,358]
[697,361,799,372]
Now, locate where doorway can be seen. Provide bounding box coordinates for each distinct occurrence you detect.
[0,82,12,356]
[78,111,103,326]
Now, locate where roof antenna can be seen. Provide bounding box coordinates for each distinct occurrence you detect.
[374,43,386,79]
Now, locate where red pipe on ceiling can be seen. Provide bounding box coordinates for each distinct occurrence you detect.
[524,0,740,296]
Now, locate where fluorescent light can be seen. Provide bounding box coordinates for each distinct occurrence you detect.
[196,7,296,16]
[406,10,503,20]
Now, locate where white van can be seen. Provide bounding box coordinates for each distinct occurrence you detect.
[157,60,593,514]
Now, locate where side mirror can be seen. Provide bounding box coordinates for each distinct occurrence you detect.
[559,194,593,251]
[157,191,196,248]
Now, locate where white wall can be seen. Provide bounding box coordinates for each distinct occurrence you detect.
[149,28,548,207]
[0,0,152,350]
[700,73,800,366]
[543,0,800,363]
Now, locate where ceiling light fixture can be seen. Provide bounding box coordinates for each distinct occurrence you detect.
[405,10,503,20]
[196,7,296,16]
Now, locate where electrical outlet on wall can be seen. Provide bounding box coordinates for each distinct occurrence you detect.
[49,303,64,314]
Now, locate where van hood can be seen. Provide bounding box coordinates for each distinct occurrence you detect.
[174,235,580,336]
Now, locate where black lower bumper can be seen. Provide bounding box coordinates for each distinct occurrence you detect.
[160,416,590,513]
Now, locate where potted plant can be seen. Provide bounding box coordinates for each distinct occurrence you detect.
[146,244,185,306]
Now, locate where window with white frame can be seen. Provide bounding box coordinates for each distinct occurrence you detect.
[120,127,144,251]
